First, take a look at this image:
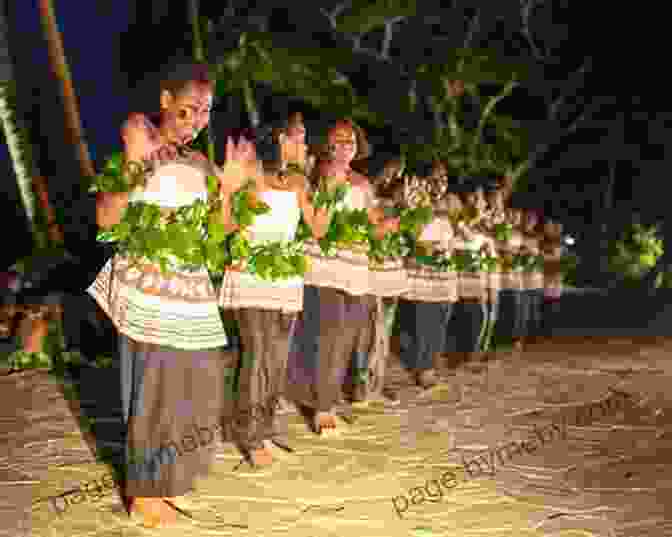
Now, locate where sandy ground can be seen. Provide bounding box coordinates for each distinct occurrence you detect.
[0,335,669,537]
[3,288,672,536]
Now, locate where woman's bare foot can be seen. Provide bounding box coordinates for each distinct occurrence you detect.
[129,497,176,528]
[314,411,337,435]
[162,495,195,516]
[249,446,274,466]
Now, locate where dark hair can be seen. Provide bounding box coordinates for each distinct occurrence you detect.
[159,61,213,97]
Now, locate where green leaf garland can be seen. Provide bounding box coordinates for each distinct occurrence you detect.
[88,153,147,193]
[213,180,308,281]
[493,222,513,242]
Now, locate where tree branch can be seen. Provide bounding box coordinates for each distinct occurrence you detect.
[549,57,592,120]
[520,0,546,61]
[456,9,480,74]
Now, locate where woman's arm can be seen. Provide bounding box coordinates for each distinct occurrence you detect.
[290,174,331,239]
[356,175,400,240]
[96,113,150,229]
[214,137,261,233]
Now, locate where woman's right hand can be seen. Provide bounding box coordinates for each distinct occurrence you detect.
[96,191,130,229]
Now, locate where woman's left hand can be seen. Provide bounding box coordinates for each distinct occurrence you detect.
[219,137,257,196]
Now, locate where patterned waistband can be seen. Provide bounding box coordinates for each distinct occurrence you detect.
[88,258,226,349]
[218,271,303,313]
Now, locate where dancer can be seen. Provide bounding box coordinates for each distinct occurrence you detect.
[508,208,527,351]
[273,111,315,177]
[89,61,244,528]
[398,188,458,387]
[481,185,510,353]
[218,126,330,467]
[542,218,563,337]
[449,187,492,363]
[521,209,544,346]
[289,119,399,434]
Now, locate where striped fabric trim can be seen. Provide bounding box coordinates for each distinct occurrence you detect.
[369,257,408,297]
[218,271,304,313]
[458,270,487,302]
[402,259,458,303]
[486,271,501,303]
[499,271,523,290]
[302,239,371,296]
[88,257,227,350]
[522,271,544,290]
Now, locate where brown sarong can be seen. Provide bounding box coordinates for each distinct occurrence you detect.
[286,286,375,412]
[368,257,408,297]
[120,336,232,498]
[228,309,295,451]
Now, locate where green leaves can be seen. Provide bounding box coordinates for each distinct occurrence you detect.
[245,241,306,281]
[313,181,349,210]
[452,250,482,273]
[399,206,433,235]
[230,182,271,228]
[511,252,540,272]
[413,250,456,272]
[609,222,664,280]
[493,222,513,242]
[207,181,308,281]
[88,153,146,193]
[96,200,211,275]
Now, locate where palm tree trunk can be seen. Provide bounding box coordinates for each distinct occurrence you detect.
[0,4,42,244]
[37,0,95,178]
[188,0,215,162]
[1,1,61,353]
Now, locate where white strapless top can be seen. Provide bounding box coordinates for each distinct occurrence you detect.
[128,162,207,207]
[419,216,453,244]
[246,189,301,244]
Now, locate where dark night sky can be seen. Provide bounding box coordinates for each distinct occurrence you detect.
[0,2,661,269]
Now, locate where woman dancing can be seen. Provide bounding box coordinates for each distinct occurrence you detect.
[397,187,459,388]
[218,126,330,467]
[90,61,247,528]
[289,119,399,434]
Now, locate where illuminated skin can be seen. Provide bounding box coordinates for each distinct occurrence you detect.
[279,113,308,168]
[322,123,399,238]
[328,125,357,166]
[96,80,217,230]
[158,82,213,146]
[286,113,306,145]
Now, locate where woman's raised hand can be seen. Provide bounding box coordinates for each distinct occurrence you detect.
[220,136,257,195]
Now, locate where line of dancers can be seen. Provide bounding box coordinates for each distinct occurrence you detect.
[86,61,563,529]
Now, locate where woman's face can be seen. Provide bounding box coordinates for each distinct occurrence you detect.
[328,127,357,165]
[160,81,213,145]
[286,115,306,145]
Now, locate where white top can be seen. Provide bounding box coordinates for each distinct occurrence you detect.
[128,162,208,207]
[88,160,226,349]
[246,189,301,244]
[236,189,304,289]
[419,216,453,245]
